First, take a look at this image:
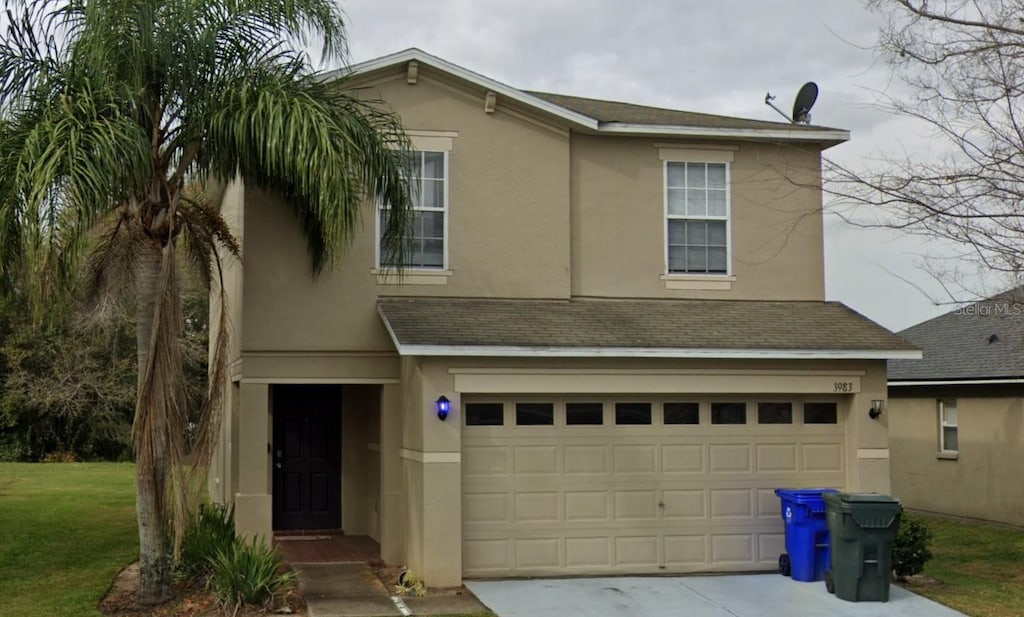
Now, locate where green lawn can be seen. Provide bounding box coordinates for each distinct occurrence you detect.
[0,463,138,617]
[903,514,1024,617]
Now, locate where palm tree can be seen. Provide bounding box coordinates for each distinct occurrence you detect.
[0,0,413,605]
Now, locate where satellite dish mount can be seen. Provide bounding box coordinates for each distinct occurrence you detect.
[764,82,818,124]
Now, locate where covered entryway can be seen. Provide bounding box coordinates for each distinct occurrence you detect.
[462,395,845,577]
[272,385,343,530]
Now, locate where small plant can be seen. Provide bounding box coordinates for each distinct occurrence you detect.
[41,450,77,463]
[893,514,934,580]
[177,502,236,580]
[394,569,426,597]
[208,537,295,610]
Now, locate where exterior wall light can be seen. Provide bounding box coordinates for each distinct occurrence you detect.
[436,395,451,421]
[869,399,884,420]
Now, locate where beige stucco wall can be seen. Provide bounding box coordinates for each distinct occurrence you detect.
[889,390,1024,526]
[570,135,825,300]
[238,71,572,354]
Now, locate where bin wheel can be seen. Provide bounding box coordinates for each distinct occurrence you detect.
[778,553,791,577]
[824,569,835,594]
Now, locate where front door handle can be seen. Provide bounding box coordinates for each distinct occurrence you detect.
[275,462,282,469]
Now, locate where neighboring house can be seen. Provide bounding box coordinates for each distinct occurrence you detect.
[888,290,1024,527]
[207,48,918,586]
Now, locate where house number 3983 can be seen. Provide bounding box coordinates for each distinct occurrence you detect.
[833,382,854,392]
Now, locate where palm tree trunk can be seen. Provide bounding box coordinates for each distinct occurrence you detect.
[134,241,173,605]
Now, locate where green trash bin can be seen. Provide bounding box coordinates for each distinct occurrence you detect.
[823,493,903,602]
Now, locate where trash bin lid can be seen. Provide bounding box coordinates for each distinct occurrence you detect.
[835,492,902,505]
[775,488,840,502]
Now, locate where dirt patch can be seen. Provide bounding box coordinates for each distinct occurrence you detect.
[369,560,475,598]
[898,573,944,588]
[99,562,305,617]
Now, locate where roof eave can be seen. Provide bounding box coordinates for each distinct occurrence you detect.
[326,49,851,146]
[325,48,600,130]
[383,342,921,360]
[889,377,1024,387]
[597,123,850,147]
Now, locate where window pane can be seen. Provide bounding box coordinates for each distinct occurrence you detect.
[708,221,727,245]
[707,164,726,189]
[941,399,958,425]
[566,402,604,425]
[667,163,686,187]
[668,246,686,272]
[465,403,503,426]
[417,210,443,238]
[418,239,444,267]
[804,402,838,424]
[422,151,444,179]
[686,189,707,216]
[758,402,793,424]
[711,402,746,424]
[708,190,727,217]
[708,248,727,273]
[615,402,652,425]
[664,402,699,425]
[422,178,444,209]
[942,427,958,451]
[686,162,706,188]
[685,221,707,244]
[686,247,707,271]
[667,188,686,215]
[668,219,685,244]
[516,403,554,426]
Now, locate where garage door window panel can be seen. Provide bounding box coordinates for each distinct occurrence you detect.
[803,402,838,424]
[711,402,747,425]
[516,402,554,426]
[615,402,653,425]
[566,402,604,426]
[664,402,700,425]
[757,402,793,424]
[465,402,504,426]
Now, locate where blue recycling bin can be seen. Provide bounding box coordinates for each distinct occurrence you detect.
[774,488,839,582]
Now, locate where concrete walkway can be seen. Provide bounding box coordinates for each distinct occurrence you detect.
[467,574,968,617]
[293,562,488,617]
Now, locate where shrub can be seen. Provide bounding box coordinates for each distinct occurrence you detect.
[893,514,933,580]
[177,503,236,580]
[394,570,426,597]
[208,537,295,609]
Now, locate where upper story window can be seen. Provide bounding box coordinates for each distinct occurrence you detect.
[378,150,447,269]
[938,398,958,454]
[665,161,729,275]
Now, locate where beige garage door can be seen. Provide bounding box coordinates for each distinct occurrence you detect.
[461,396,845,577]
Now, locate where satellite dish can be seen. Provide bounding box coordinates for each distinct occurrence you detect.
[764,81,819,124]
[791,82,818,124]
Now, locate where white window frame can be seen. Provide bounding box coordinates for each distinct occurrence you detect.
[663,160,732,276]
[938,398,959,454]
[376,150,449,270]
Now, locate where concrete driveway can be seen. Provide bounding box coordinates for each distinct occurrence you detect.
[467,575,967,617]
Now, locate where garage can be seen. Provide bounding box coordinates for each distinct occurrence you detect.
[461,395,845,577]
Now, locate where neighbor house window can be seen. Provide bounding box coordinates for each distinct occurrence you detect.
[666,161,729,274]
[938,399,958,453]
[378,150,447,269]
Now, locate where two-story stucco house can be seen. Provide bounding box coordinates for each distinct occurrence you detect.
[207,49,918,587]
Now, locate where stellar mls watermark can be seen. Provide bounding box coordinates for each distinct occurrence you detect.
[955,302,1024,316]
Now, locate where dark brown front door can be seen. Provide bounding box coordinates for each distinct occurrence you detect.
[272,385,342,530]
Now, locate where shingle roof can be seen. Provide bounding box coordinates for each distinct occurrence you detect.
[889,289,1024,381]
[377,297,916,357]
[527,91,840,133]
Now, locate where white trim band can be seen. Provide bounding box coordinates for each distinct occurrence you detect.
[857,448,890,460]
[399,449,461,464]
[889,378,1024,386]
[386,343,921,361]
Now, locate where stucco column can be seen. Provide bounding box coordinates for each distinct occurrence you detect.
[379,383,405,564]
[845,360,892,494]
[234,382,272,541]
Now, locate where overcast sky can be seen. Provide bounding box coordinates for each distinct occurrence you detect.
[338,0,1005,331]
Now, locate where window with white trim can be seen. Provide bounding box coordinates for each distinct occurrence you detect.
[666,161,729,274]
[938,399,958,453]
[378,150,447,269]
